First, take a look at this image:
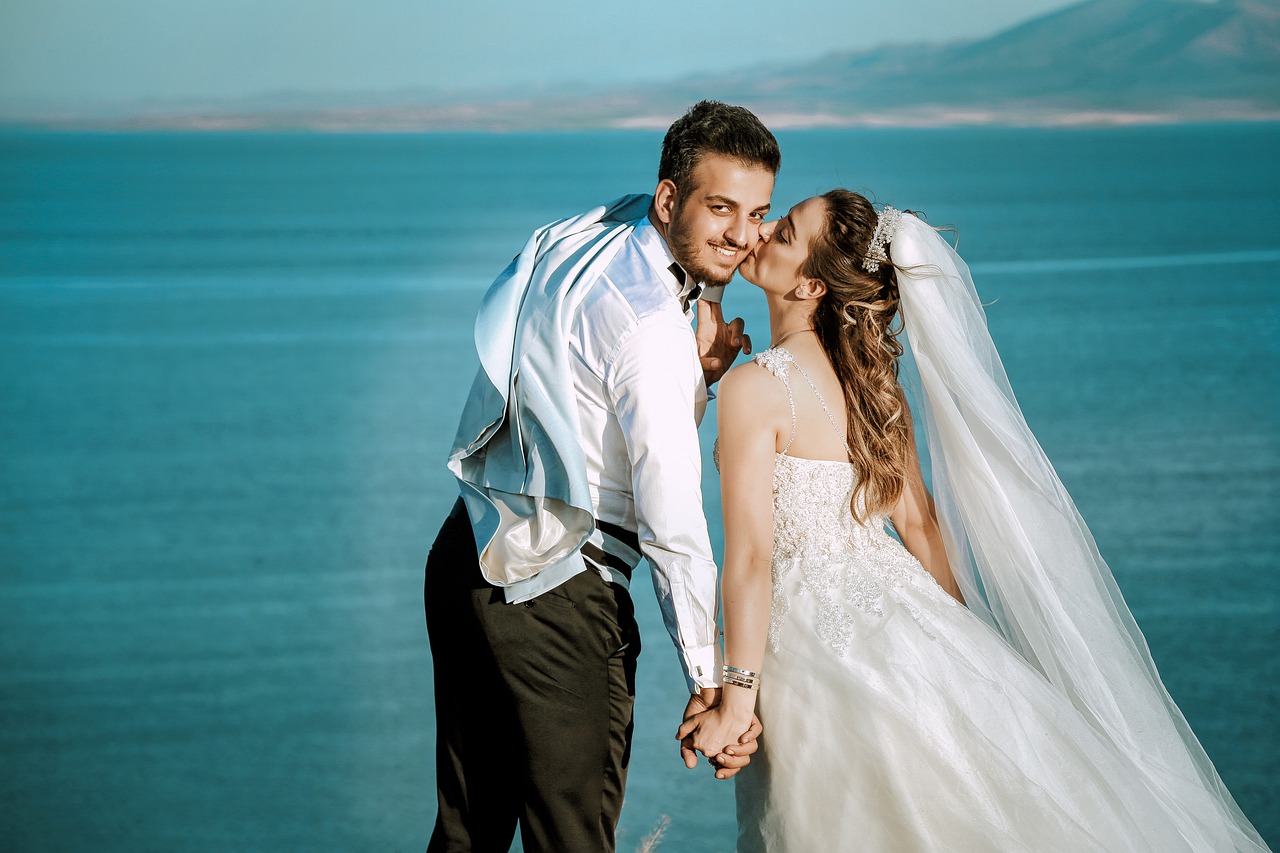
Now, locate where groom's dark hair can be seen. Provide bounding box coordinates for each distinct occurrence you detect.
[658,100,780,192]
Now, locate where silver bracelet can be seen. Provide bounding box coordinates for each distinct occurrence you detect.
[722,664,760,690]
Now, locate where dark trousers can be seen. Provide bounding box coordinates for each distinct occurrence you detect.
[424,499,642,853]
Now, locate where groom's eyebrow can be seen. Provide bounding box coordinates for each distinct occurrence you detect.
[704,194,771,214]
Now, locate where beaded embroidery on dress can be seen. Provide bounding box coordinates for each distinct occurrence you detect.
[733,347,1246,853]
[752,347,954,654]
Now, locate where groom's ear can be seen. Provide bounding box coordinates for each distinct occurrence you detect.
[652,179,678,225]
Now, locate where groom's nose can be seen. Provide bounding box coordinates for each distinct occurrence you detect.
[722,215,752,250]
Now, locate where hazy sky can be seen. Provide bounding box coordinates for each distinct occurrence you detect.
[1,0,1081,104]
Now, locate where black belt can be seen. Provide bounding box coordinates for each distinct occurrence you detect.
[583,518,641,581]
[452,498,642,581]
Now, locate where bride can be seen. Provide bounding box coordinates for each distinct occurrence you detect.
[677,190,1269,851]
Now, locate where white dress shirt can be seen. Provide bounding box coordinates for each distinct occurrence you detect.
[562,216,722,692]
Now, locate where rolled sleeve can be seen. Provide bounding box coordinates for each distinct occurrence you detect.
[606,313,722,692]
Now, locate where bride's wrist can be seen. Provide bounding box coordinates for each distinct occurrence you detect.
[719,685,757,720]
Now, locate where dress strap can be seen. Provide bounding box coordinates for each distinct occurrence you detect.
[758,347,852,458]
[753,348,798,454]
[787,357,853,457]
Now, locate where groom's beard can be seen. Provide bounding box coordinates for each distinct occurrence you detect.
[667,210,745,287]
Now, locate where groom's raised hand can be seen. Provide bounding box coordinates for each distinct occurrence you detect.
[696,300,751,387]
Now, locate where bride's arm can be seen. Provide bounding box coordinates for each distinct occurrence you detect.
[678,363,785,763]
[890,427,965,604]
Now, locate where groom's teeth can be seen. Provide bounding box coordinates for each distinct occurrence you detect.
[714,246,736,257]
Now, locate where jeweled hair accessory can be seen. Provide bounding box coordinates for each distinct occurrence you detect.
[861,205,903,272]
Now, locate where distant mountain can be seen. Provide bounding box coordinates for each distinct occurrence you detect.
[7,0,1278,130]
[701,0,1280,124]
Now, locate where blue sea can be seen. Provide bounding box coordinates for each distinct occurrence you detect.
[1,126,1277,852]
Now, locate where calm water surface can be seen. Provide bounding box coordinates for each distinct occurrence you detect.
[1,126,1277,851]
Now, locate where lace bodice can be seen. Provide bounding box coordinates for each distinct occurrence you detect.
[746,347,957,654]
[771,453,896,560]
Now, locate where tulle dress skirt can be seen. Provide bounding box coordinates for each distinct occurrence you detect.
[734,454,1247,852]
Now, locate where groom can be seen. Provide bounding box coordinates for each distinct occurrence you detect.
[424,101,779,852]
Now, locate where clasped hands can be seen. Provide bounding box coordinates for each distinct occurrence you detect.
[678,688,762,780]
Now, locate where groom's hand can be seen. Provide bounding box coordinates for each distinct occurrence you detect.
[680,688,721,769]
[696,300,751,387]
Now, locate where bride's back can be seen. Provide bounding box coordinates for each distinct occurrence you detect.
[763,337,855,464]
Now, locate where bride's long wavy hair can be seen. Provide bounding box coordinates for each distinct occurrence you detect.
[804,189,911,522]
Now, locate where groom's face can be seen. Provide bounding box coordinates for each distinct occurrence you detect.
[658,154,774,287]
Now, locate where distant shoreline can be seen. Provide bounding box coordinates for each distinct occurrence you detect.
[5,107,1280,133]
[5,1,1275,138]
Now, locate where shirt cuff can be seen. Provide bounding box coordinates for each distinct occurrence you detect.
[700,284,725,304]
[682,641,724,693]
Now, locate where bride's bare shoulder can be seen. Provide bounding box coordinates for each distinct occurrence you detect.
[718,356,790,411]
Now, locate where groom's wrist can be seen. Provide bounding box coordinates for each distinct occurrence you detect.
[681,642,723,693]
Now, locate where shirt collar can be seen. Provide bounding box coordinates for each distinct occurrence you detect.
[634,217,701,305]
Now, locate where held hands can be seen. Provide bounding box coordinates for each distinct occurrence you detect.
[678,688,762,780]
[696,300,751,387]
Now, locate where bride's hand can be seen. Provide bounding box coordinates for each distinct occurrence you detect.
[709,714,763,780]
[676,706,755,764]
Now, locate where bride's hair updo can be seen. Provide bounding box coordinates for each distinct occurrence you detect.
[804,189,911,521]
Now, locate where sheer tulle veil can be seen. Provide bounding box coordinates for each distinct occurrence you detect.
[891,212,1268,851]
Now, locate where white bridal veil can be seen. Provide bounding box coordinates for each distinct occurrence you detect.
[892,213,1268,851]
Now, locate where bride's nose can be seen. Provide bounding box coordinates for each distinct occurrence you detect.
[759,220,778,242]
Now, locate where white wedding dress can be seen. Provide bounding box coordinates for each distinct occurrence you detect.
[733,347,1264,853]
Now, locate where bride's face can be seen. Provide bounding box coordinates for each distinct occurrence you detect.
[738,196,826,294]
